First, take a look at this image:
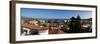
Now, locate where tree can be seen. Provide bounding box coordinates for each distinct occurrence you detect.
[24,20,30,24]
[68,15,81,33]
[70,17,75,21]
[68,17,76,32]
[75,15,81,32]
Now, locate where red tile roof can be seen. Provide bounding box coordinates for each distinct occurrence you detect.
[21,24,48,30]
[22,24,65,34]
[49,29,65,34]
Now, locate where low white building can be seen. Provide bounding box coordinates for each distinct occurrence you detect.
[21,24,49,35]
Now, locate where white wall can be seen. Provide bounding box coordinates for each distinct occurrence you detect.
[0,0,99,44]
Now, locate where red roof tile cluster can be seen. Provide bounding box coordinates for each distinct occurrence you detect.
[49,29,65,34]
[21,24,65,34]
[21,24,48,30]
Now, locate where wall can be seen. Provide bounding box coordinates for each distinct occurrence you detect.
[0,0,99,44]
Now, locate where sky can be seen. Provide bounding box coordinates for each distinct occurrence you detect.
[21,8,92,19]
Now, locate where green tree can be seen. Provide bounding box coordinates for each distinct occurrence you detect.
[75,15,81,32]
[68,16,81,33]
[24,20,30,24]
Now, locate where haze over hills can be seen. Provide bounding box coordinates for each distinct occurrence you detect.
[21,16,92,21]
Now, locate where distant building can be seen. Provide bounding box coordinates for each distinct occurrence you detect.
[29,20,39,25]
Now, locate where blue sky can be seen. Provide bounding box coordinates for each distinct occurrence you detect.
[21,8,92,19]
